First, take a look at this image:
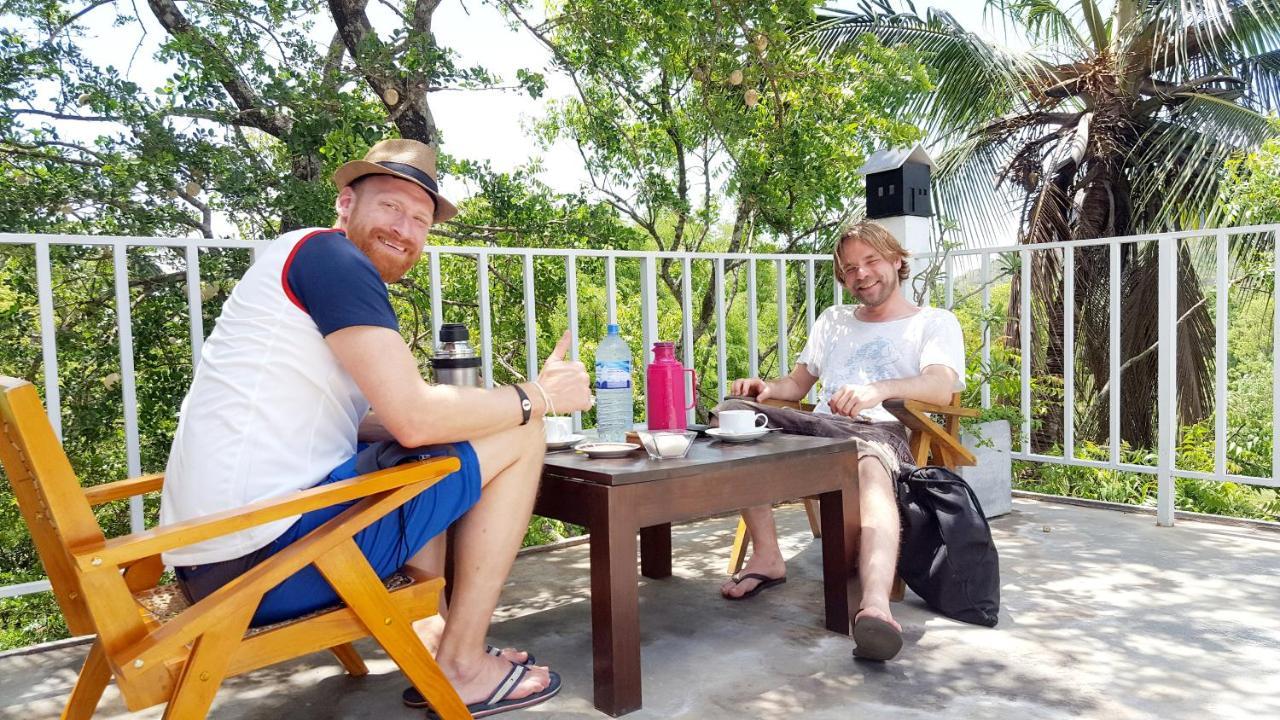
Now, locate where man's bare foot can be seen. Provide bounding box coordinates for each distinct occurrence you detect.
[853,605,903,661]
[412,615,531,665]
[440,651,552,706]
[720,557,786,599]
[855,605,901,632]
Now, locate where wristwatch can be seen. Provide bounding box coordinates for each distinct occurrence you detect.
[513,384,532,426]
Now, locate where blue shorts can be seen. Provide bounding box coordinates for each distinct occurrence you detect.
[175,441,482,627]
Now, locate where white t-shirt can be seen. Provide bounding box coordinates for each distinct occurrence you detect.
[159,228,399,566]
[796,305,966,422]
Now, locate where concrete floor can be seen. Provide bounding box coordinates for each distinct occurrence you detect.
[2,497,1278,719]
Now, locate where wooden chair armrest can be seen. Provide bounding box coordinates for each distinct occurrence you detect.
[883,399,977,466]
[71,456,460,571]
[83,473,165,506]
[884,398,980,418]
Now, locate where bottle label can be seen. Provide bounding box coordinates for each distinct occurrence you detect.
[595,360,632,389]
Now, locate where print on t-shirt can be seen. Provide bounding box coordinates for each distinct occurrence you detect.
[851,337,903,383]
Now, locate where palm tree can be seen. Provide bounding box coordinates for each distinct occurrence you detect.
[811,0,1280,449]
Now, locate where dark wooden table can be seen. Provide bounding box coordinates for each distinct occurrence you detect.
[534,433,860,716]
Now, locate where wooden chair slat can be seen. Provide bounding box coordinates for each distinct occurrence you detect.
[83,474,164,506]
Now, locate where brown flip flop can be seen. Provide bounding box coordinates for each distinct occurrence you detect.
[852,609,903,661]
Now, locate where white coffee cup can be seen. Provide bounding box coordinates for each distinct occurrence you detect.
[719,410,768,433]
[545,416,574,442]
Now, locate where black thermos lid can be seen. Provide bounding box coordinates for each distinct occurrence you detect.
[439,323,469,343]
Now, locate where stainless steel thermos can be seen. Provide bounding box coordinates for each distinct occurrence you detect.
[430,323,482,387]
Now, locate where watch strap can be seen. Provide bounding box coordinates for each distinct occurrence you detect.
[514,384,533,426]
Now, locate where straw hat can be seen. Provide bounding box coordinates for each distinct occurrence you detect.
[332,139,458,223]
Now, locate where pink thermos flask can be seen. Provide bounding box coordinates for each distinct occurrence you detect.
[646,342,697,431]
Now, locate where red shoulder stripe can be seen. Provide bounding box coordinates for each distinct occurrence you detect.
[280,229,343,312]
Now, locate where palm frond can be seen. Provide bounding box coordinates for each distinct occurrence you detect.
[1146,0,1280,98]
[986,0,1090,51]
[808,2,1053,139]
[1129,94,1277,229]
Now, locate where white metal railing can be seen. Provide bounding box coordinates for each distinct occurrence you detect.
[1,225,1277,604]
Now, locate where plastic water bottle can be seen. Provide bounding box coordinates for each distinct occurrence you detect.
[594,324,633,442]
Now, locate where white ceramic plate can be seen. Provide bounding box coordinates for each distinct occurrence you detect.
[546,434,585,450]
[706,427,769,443]
[574,442,641,458]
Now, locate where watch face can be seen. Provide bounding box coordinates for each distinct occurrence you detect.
[522,399,532,411]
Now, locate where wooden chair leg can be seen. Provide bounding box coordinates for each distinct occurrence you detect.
[330,642,369,677]
[61,639,110,720]
[727,518,750,576]
[890,576,906,602]
[162,606,254,720]
[316,541,469,720]
[802,497,822,538]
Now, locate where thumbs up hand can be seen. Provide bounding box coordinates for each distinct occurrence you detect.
[536,330,591,413]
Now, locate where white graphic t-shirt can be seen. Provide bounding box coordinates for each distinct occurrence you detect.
[796,305,966,422]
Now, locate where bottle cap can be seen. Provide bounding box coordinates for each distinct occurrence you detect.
[607,323,620,334]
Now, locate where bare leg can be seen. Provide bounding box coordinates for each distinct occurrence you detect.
[403,420,550,704]
[408,535,530,664]
[720,505,787,598]
[854,456,901,632]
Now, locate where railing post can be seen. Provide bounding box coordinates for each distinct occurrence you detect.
[715,258,727,402]
[478,251,493,388]
[640,255,659,381]
[1214,233,1228,481]
[566,255,581,431]
[34,240,62,440]
[1110,241,1121,466]
[112,242,144,532]
[1020,247,1032,454]
[980,252,991,410]
[681,258,695,424]
[1063,246,1075,460]
[1157,236,1177,527]
[606,256,617,325]
[429,250,442,343]
[747,259,758,377]
[185,244,205,371]
[1272,230,1280,485]
[776,259,788,375]
[523,254,538,381]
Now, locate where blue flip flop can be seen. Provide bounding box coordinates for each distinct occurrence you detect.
[401,648,537,708]
[420,662,563,719]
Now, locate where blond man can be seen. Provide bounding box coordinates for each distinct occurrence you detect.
[721,219,965,661]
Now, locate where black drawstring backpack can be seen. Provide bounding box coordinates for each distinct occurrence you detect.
[895,466,1001,627]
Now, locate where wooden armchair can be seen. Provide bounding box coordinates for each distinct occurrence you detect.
[726,393,978,577]
[0,376,470,720]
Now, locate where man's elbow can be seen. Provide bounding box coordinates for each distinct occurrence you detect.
[381,416,437,448]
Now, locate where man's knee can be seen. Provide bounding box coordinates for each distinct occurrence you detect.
[471,420,546,485]
[857,456,892,486]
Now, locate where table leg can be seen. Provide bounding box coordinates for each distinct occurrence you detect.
[589,492,643,716]
[818,488,853,635]
[639,523,672,579]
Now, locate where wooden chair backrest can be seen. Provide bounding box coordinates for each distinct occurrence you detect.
[0,376,138,641]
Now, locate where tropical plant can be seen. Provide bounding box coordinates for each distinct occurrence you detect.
[810,0,1280,450]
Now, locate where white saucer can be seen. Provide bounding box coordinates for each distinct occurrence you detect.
[574,441,641,458]
[706,427,769,443]
[546,434,585,450]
